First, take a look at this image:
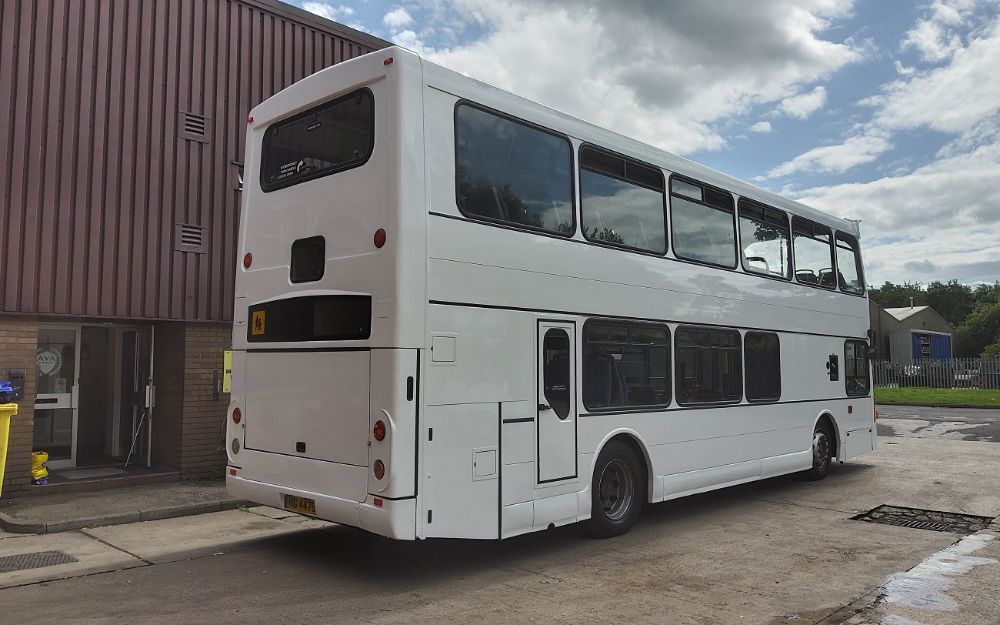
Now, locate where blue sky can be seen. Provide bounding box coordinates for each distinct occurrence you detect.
[297,0,1000,287]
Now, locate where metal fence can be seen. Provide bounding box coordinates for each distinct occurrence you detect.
[873,357,1000,389]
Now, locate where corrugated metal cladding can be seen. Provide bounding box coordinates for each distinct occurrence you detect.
[0,0,387,321]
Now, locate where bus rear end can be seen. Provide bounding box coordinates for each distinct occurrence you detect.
[226,48,425,539]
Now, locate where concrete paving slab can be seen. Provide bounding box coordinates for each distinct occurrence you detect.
[0,480,246,534]
[81,509,330,564]
[0,531,144,589]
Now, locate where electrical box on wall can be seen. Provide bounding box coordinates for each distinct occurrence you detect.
[6,370,25,400]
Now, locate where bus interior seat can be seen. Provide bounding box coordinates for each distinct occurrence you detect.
[818,268,836,288]
[583,353,627,408]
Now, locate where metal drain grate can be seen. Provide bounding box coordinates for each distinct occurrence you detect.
[854,505,992,535]
[0,550,79,573]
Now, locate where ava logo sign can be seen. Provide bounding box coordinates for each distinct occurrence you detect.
[37,346,63,377]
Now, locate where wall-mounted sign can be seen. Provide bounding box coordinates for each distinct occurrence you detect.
[36,346,63,377]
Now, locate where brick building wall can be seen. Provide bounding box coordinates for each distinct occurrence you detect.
[0,317,37,495]
[180,323,231,478]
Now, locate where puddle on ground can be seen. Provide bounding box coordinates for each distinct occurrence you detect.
[881,532,995,612]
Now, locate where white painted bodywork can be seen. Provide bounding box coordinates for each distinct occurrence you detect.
[226,47,876,541]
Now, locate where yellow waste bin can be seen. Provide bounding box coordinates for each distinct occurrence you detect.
[0,403,17,497]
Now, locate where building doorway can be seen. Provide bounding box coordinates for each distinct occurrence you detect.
[34,323,154,473]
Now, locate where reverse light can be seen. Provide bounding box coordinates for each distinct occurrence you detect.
[243,252,253,269]
[232,407,242,424]
[373,459,385,480]
[374,228,386,249]
[231,438,240,454]
[373,420,386,441]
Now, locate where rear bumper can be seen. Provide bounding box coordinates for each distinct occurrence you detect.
[227,471,417,540]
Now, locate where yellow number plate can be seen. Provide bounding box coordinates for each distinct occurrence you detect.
[284,494,316,516]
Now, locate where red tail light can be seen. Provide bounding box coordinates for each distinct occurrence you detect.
[374,228,386,249]
[243,253,253,269]
[373,420,386,441]
[232,407,242,424]
[373,459,385,480]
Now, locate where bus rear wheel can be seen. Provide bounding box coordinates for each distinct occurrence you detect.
[587,440,643,538]
[802,421,834,481]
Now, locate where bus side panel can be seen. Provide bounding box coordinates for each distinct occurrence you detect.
[420,402,499,539]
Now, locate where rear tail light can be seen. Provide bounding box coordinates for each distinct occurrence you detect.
[232,407,242,424]
[373,420,386,441]
[373,459,385,480]
[243,253,253,269]
[374,228,386,248]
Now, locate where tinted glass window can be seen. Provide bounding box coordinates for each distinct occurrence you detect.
[793,218,836,288]
[247,295,371,342]
[836,233,864,294]
[455,104,573,235]
[675,327,742,404]
[290,236,325,283]
[542,329,571,418]
[845,340,870,397]
[745,332,780,402]
[670,178,736,267]
[583,321,669,410]
[261,89,374,192]
[739,201,790,279]
[580,147,665,253]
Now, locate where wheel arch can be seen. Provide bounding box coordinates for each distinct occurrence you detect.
[814,412,841,460]
[591,429,655,503]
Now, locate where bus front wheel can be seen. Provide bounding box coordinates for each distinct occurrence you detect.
[802,421,834,481]
[587,440,644,538]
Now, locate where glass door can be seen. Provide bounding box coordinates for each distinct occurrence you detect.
[34,325,82,469]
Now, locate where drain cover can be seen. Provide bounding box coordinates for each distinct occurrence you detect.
[854,505,992,535]
[0,550,79,573]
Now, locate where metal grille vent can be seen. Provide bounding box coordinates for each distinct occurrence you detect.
[179,111,211,143]
[854,505,992,535]
[174,223,206,254]
[0,550,79,573]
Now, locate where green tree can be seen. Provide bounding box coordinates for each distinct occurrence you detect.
[868,281,926,309]
[926,280,975,326]
[955,300,1000,357]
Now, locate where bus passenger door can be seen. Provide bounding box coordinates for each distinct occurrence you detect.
[536,322,577,482]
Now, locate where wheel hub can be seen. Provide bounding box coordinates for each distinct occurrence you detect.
[598,459,634,521]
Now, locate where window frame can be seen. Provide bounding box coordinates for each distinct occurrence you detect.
[835,231,866,296]
[791,216,837,290]
[581,318,671,413]
[673,325,743,406]
[578,144,668,256]
[744,331,781,403]
[844,339,871,397]
[260,87,375,193]
[668,174,738,270]
[453,100,577,238]
[737,199,792,281]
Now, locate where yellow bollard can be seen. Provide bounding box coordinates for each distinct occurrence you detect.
[0,403,18,497]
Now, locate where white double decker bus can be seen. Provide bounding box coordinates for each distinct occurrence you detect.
[226,47,876,540]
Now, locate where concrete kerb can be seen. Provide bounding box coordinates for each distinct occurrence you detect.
[0,499,249,535]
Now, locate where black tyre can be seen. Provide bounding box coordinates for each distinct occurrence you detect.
[802,421,834,481]
[587,440,644,538]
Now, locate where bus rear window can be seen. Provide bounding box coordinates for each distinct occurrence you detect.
[260,88,374,192]
[247,295,371,342]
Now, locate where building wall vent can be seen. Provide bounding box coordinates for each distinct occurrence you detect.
[180,111,211,143]
[175,223,206,253]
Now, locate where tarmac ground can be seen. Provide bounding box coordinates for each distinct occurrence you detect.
[0,408,998,625]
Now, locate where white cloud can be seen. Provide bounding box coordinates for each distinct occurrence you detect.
[301,2,354,21]
[776,86,828,119]
[902,0,982,62]
[764,131,892,178]
[383,7,414,29]
[427,0,863,154]
[750,121,773,133]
